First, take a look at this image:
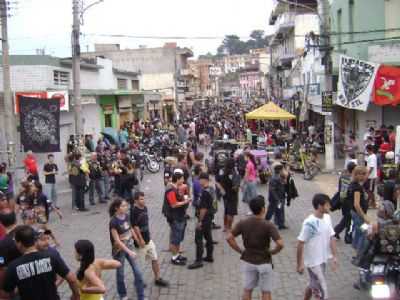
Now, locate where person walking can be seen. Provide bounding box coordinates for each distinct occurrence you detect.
[130,191,169,287]
[297,193,338,300]
[241,152,257,210]
[333,162,356,241]
[109,198,145,300]
[216,158,240,232]
[226,195,283,300]
[188,173,214,269]
[43,154,59,209]
[266,164,288,230]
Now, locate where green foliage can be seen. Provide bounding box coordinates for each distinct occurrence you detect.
[215,30,270,56]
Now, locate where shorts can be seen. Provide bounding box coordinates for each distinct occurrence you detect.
[170,220,186,246]
[223,195,238,216]
[364,178,376,193]
[307,263,328,300]
[138,240,158,261]
[242,261,274,292]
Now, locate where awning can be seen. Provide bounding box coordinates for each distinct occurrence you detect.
[245,102,296,120]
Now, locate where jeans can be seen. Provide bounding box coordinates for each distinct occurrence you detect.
[334,208,352,237]
[351,210,366,251]
[114,250,145,300]
[70,184,76,209]
[44,183,57,207]
[89,178,105,204]
[266,200,285,228]
[242,181,257,203]
[103,175,111,199]
[195,221,213,262]
[74,185,85,210]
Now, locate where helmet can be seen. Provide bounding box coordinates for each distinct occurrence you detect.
[386,151,395,160]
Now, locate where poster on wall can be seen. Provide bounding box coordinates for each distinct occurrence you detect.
[19,96,61,153]
[337,55,380,111]
[321,91,333,114]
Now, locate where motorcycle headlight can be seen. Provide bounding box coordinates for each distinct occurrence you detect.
[371,283,390,299]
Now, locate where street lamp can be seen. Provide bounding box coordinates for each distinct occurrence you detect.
[72,0,104,137]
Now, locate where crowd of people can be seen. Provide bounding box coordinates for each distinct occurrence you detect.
[0,101,399,300]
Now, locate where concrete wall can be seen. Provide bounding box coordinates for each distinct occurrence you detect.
[294,14,319,50]
[87,47,177,74]
[331,0,385,64]
[385,0,400,38]
[141,73,174,90]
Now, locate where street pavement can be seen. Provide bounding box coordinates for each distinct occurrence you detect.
[49,171,370,300]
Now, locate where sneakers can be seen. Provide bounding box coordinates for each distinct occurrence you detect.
[178,255,187,262]
[188,261,203,269]
[155,278,169,287]
[171,256,186,266]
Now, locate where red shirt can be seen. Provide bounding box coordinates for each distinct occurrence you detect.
[379,142,392,154]
[24,155,38,175]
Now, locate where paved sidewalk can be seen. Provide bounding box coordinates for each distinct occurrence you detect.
[48,171,369,300]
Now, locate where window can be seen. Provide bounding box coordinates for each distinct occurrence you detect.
[53,70,69,86]
[131,80,139,91]
[349,0,354,42]
[104,114,112,127]
[117,78,128,89]
[337,9,342,50]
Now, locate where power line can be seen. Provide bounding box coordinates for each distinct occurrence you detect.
[84,33,251,40]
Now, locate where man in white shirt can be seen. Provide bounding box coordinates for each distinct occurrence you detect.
[365,144,378,208]
[297,194,338,300]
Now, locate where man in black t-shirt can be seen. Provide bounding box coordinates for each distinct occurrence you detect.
[2,225,80,300]
[43,154,59,209]
[188,173,214,269]
[131,192,169,287]
[0,211,20,298]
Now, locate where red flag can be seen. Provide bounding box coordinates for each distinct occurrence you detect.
[373,65,400,106]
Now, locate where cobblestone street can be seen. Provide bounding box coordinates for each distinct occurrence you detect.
[51,172,369,300]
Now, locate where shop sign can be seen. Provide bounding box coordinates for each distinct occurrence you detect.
[322,91,333,113]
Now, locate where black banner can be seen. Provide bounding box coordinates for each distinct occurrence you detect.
[19,96,60,153]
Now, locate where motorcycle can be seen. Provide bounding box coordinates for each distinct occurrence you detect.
[356,222,400,299]
[142,150,160,173]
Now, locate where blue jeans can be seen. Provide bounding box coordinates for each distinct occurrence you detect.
[44,183,57,207]
[103,175,111,200]
[89,178,105,204]
[242,181,257,203]
[351,210,366,251]
[114,250,145,300]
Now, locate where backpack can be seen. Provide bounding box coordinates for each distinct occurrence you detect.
[162,188,176,223]
[203,186,217,215]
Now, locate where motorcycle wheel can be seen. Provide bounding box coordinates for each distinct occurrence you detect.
[146,160,160,173]
[303,169,314,180]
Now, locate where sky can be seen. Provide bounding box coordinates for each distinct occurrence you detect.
[8,0,274,58]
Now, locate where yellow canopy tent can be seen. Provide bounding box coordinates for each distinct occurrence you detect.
[245,102,296,120]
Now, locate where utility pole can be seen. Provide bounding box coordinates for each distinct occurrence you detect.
[72,0,83,137]
[0,0,16,176]
[318,0,335,171]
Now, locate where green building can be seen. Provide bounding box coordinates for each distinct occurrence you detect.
[330,0,400,140]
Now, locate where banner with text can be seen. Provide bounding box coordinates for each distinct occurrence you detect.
[337,55,380,111]
[19,96,61,153]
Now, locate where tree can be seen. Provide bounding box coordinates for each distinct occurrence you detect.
[217,35,248,56]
